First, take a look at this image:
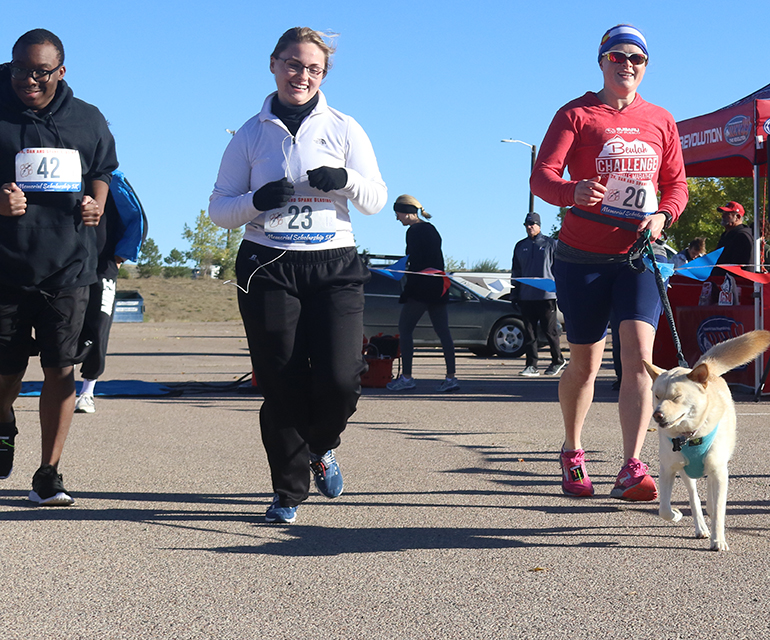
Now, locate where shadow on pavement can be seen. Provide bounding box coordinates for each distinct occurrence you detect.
[1,489,766,556]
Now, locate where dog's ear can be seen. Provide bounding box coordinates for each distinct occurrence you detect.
[642,360,664,381]
[687,362,710,387]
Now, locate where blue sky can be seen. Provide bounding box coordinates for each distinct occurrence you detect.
[3,0,766,269]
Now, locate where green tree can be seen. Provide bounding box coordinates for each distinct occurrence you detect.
[549,207,569,238]
[137,237,163,278]
[218,227,244,280]
[165,247,188,266]
[470,259,502,272]
[183,210,228,278]
[445,256,466,272]
[163,247,191,278]
[668,177,757,252]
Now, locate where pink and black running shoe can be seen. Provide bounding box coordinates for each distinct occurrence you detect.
[560,448,594,497]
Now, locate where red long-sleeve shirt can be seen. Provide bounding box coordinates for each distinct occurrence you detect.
[530,92,688,255]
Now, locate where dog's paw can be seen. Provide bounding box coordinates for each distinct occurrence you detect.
[710,539,729,552]
[659,508,682,522]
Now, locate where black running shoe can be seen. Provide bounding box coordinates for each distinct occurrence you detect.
[0,412,17,480]
[29,464,74,506]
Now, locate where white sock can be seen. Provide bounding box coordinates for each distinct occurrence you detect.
[81,379,97,396]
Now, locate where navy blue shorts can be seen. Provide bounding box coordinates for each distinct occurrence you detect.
[553,259,663,345]
[0,286,89,374]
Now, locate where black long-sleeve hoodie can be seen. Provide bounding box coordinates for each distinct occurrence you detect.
[0,63,118,291]
[401,221,447,304]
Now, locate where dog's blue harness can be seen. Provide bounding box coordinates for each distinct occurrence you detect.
[668,423,719,479]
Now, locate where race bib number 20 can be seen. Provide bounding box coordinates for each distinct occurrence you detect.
[15,148,82,192]
[600,174,658,221]
[265,196,336,244]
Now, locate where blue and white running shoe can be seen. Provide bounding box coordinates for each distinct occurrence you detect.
[265,494,297,523]
[309,449,343,498]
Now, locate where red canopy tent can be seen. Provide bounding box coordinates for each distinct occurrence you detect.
[675,84,770,389]
[677,82,770,179]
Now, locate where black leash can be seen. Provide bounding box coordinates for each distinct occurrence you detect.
[627,231,689,369]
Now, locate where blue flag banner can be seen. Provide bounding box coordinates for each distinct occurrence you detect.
[513,277,557,292]
[674,248,724,281]
[371,255,409,280]
[643,256,676,278]
[22,380,175,397]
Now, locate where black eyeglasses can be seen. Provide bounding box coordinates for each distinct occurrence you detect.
[603,51,647,66]
[10,64,62,82]
[277,57,326,78]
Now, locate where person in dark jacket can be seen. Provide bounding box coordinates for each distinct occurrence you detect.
[511,212,564,376]
[0,29,118,505]
[386,195,458,392]
[716,201,753,268]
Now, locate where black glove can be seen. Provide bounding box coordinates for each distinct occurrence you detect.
[252,177,294,211]
[307,166,347,192]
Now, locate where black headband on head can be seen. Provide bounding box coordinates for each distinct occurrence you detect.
[394,204,419,214]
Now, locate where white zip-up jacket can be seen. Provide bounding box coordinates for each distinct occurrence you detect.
[209,91,387,251]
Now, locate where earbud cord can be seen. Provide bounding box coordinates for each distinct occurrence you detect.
[224,134,293,294]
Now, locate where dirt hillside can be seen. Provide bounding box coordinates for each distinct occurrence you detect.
[117,277,241,322]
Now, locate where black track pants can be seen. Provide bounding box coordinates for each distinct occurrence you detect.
[236,242,369,507]
[77,278,117,380]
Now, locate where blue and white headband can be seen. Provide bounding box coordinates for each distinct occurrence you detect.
[598,24,648,62]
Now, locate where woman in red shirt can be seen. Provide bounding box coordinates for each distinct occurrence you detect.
[530,24,688,501]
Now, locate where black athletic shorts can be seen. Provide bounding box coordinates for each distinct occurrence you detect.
[0,286,89,374]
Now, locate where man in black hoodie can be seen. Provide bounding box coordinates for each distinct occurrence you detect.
[716,201,754,268]
[0,29,118,505]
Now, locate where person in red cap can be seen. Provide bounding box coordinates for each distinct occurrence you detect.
[716,201,753,267]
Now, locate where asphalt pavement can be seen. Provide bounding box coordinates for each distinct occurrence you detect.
[1,321,769,639]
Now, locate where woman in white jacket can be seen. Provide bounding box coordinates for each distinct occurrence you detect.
[209,27,386,524]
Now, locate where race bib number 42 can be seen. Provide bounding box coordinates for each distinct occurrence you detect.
[600,174,658,221]
[265,196,336,244]
[15,148,82,192]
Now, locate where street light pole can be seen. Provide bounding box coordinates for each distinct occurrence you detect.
[501,138,536,214]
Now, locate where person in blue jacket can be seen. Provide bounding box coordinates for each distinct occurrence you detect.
[75,171,147,414]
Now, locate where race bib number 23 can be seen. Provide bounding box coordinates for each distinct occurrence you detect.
[15,148,82,192]
[266,196,336,244]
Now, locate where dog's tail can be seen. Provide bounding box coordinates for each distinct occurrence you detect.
[694,330,770,377]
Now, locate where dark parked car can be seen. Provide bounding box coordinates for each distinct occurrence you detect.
[363,270,528,357]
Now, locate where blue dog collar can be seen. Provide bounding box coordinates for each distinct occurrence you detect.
[668,423,719,479]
